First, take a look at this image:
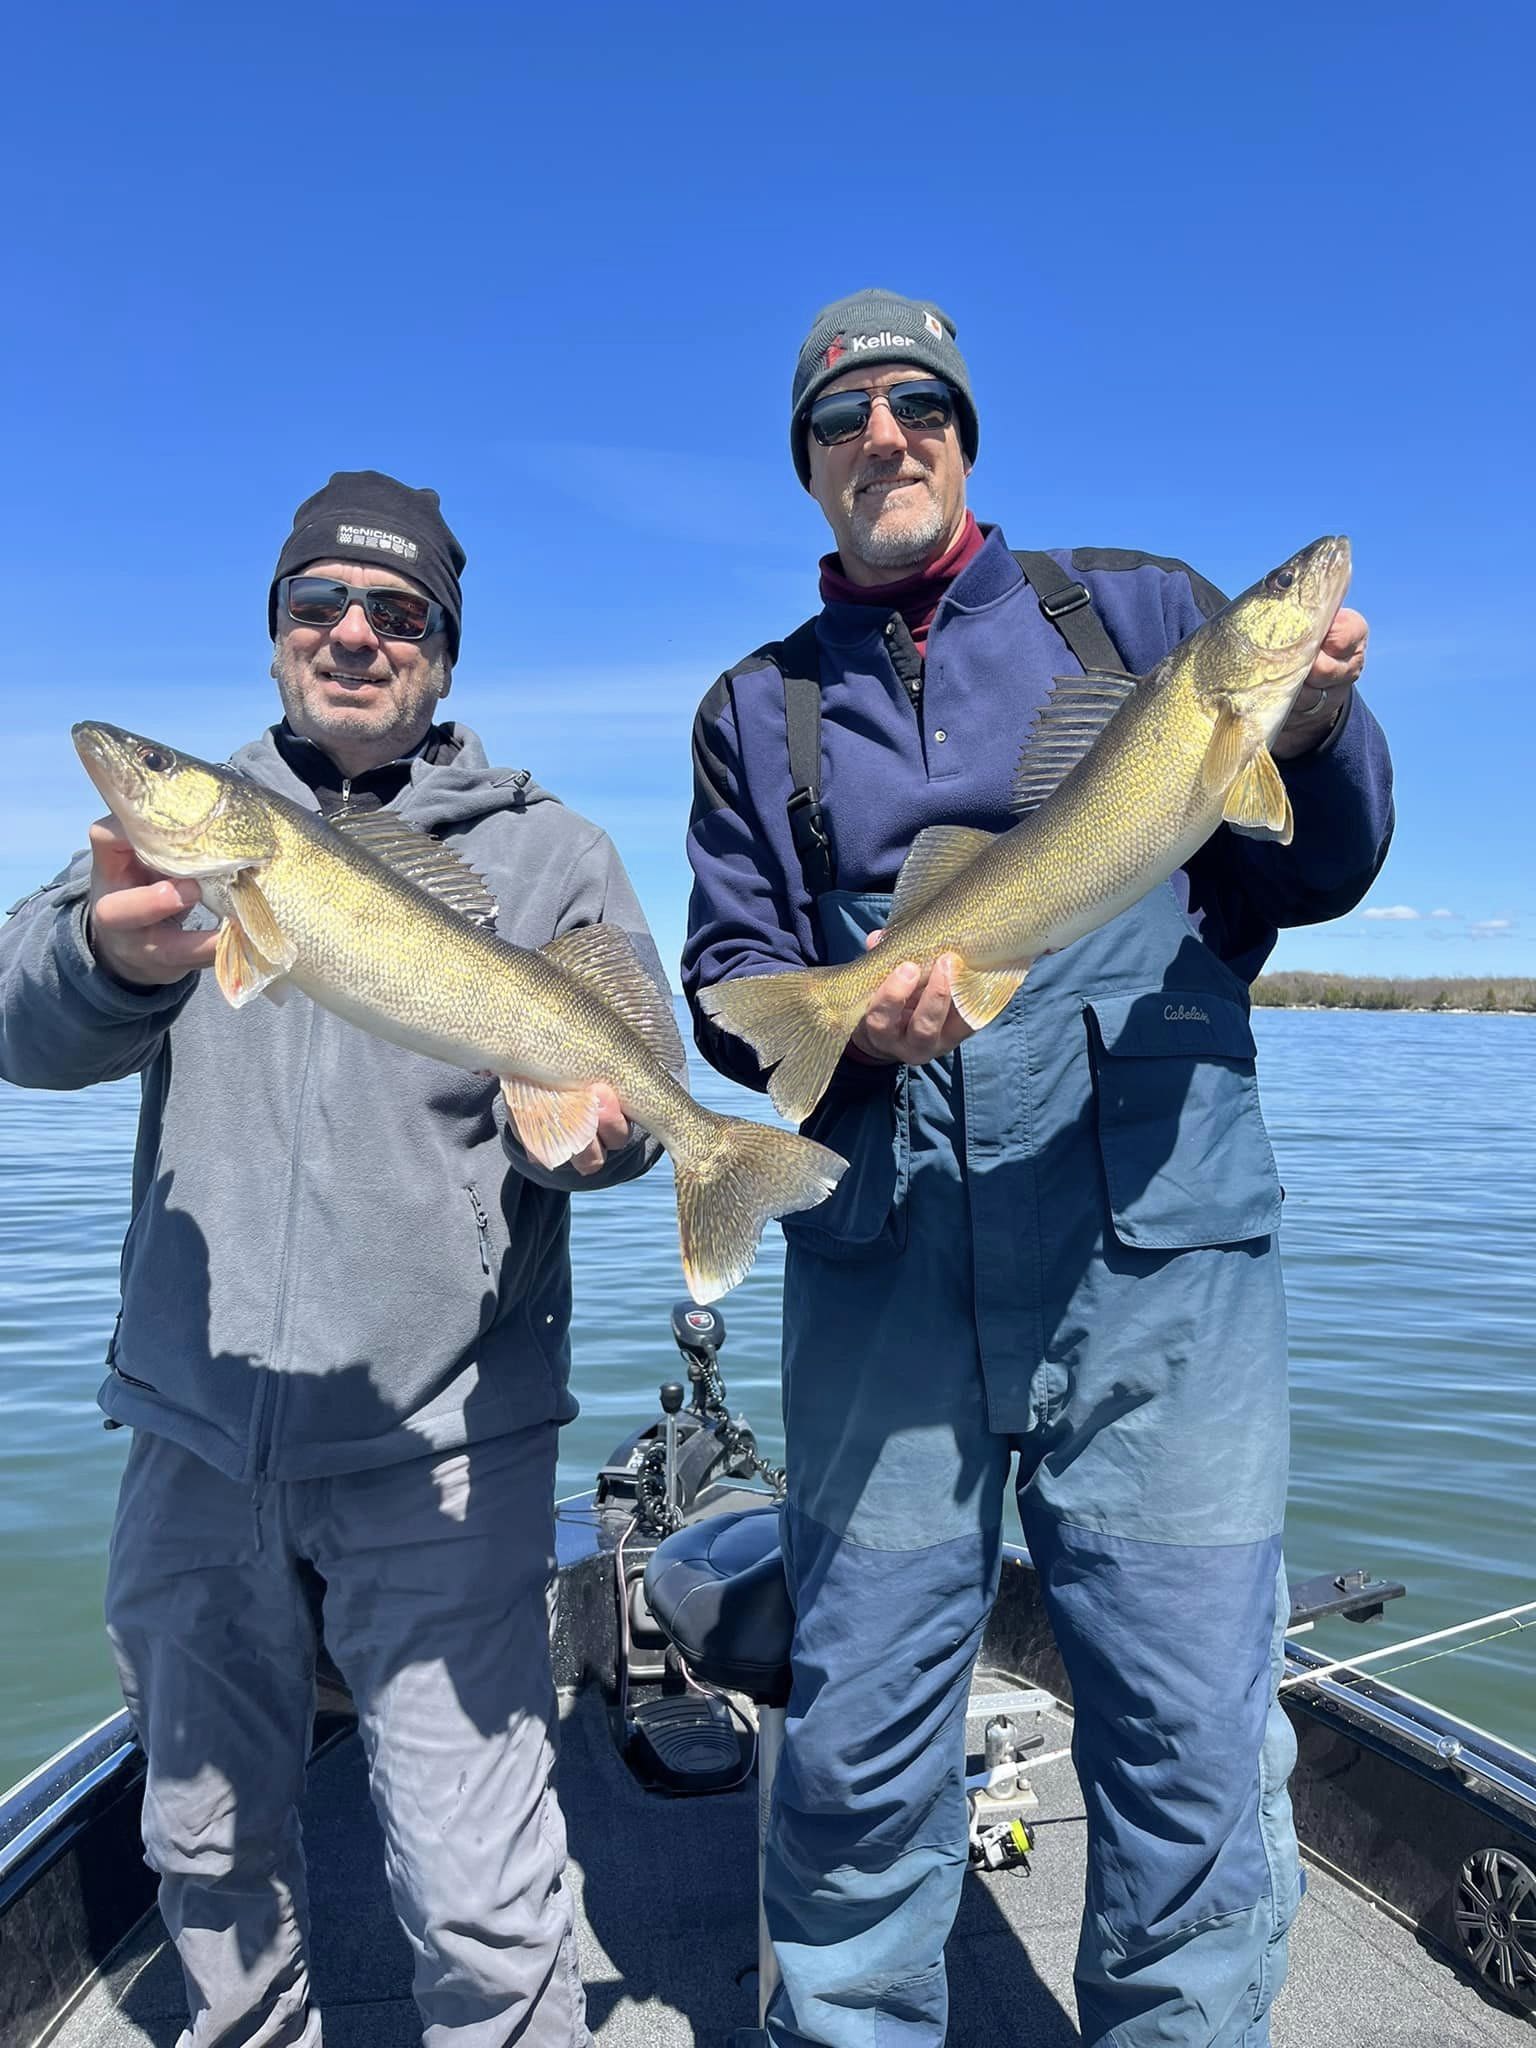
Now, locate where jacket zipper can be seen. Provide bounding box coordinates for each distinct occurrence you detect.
[467,1186,492,1275]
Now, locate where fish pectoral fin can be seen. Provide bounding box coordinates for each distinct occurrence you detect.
[228,874,298,973]
[950,961,1030,1030]
[1200,705,1251,796]
[890,826,997,923]
[214,915,288,1009]
[1222,745,1294,844]
[327,809,500,928]
[501,1076,603,1170]
[540,925,685,1073]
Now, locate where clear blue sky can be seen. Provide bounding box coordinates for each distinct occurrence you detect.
[2,1,1529,981]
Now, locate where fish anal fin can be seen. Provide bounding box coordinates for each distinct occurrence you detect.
[214,915,287,1009]
[890,826,996,923]
[328,810,499,928]
[541,925,685,1072]
[950,961,1029,1031]
[1222,746,1294,844]
[501,1077,602,1170]
[1011,670,1140,815]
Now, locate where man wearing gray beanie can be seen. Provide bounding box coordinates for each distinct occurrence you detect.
[684,289,1392,2047]
[0,468,675,2048]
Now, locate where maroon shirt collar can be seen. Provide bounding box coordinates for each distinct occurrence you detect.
[818,512,987,655]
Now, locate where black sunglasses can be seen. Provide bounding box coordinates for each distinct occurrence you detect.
[279,575,443,643]
[808,379,956,448]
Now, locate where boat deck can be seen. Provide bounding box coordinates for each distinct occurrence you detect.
[50,1686,1531,2047]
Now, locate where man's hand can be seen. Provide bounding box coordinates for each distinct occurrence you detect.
[86,817,217,989]
[1272,606,1368,762]
[849,932,976,1066]
[569,1083,632,1175]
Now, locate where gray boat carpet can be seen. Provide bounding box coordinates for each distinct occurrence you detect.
[47,1689,1531,2046]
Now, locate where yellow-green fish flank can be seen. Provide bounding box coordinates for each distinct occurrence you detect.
[700,536,1352,1123]
[73,725,845,1301]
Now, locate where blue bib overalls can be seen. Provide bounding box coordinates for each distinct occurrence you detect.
[767,878,1299,2047]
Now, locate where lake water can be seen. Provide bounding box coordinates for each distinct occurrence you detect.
[1,1010,1533,1791]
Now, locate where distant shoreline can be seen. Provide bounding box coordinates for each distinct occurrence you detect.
[1252,973,1534,1015]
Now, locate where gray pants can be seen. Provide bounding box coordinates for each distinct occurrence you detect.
[106,1425,588,2048]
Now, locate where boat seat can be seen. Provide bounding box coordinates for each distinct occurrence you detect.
[643,1506,793,1707]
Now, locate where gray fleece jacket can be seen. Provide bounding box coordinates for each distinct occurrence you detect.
[0,722,667,1481]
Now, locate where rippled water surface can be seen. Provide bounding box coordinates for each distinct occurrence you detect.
[1,1011,1532,1789]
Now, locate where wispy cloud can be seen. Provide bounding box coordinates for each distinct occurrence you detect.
[1361,904,1421,920]
[1430,907,1457,919]
[1470,918,1516,938]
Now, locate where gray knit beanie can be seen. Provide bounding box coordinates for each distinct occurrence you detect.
[790,287,978,485]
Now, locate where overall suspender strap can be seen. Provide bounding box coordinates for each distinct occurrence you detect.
[1008,550,1129,675]
[778,619,836,900]
[777,556,1129,898]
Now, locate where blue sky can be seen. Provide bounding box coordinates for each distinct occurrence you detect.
[1,1,1529,981]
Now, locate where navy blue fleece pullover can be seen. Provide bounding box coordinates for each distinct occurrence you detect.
[683,528,1393,1092]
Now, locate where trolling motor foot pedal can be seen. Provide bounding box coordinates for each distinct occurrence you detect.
[625,1693,747,1794]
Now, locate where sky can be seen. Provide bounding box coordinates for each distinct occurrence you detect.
[1,0,1530,983]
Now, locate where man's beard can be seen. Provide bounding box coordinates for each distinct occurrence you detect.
[842,465,947,573]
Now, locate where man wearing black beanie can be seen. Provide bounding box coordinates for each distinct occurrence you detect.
[0,469,673,2048]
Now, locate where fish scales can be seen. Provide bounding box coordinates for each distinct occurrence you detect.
[73,724,846,1301]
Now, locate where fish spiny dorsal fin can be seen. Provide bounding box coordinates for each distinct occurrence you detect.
[541,924,686,1074]
[1010,670,1139,816]
[1223,745,1294,844]
[890,825,996,924]
[327,809,499,929]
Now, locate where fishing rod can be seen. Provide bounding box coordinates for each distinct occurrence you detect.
[1281,1597,1536,1692]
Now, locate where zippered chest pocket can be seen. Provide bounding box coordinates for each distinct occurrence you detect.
[1085,991,1281,1251]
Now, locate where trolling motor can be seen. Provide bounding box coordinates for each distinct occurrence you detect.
[600,1303,784,1797]
[594,1302,785,1536]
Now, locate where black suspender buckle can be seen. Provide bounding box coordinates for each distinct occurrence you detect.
[1039,581,1092,620]
[786,786,830,853]
[786,786,835,895]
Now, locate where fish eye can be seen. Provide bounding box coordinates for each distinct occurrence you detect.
[1268,569,1297,593]
[136,744,173,772]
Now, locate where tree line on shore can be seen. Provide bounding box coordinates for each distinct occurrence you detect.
[1251,972,1536,1012]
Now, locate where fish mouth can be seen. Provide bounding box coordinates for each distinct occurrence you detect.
[72,721,142,809]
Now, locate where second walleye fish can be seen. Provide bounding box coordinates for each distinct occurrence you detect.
[74,723,845,1303]
[701,534,1352,1123]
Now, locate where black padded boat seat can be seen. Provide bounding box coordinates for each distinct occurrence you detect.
[643,1507,794,1707]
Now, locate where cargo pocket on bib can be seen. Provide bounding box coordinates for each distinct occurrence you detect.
[1086,990,1281,1250]
[781,1068,911,1260]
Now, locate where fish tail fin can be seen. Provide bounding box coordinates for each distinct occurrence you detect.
[698,963,866,1123]
[674,1117,847,1305]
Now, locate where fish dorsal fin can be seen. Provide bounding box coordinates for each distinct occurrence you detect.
[890,825,996,924]
[1222,744,1294,844]
[327,809,499,928]
[214,874,296,1008]
[542,924,685,1073]
[1010,670,1139,815]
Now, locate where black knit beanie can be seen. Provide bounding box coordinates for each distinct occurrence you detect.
[790,288,979,486]
[268,471,466,659]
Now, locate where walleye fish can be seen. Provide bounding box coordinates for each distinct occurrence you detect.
[701,534,1353,1124]
[74,725,845,1302]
